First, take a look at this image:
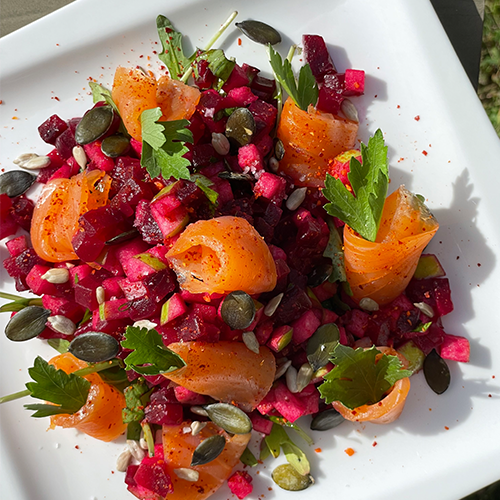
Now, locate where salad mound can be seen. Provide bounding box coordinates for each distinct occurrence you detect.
[0,12,470,500]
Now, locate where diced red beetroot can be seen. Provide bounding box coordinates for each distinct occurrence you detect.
[36,149,66,183]
[160,293,188,325]
[129,137,142,156]
[74,273,105,310]
[268,325,293,352]
[440,334,470,362]
[111,178,155,217]
[6,235,28,257]
[412,324,446,354]
[222,63,258,92]
[433,278,454,316]
[254,172,287,205]
[194,58,216,89]
[119,278,147,301]
[256,385,276,415]
[145,401,183,425]
[311,280,338,301]
[269,244,287,261]
[297,384,320,415]
[198,162,226,181]
[250,75,276,102]
[101,277,124,299]
[345,309,370,338]
[317,86,343,115]
[249,412,273,435]
[101,246,124,277]
[0,195,17,239]
[116,239,154,281]
[223,86,259,108]
[134,200,164,245]
[55,128,77,160]
[254,134,274,158]
[10,195,34,231]
[173,312,220,342]
[249,99,278,139]
[344,69,365,96]
[70,264,93,285]
[303,34,336,81]
[211,178,234,206]
[197,89,226,119]
[26,265,59,295]
[173,385,208,405]
[246,302,264,331]
[38,114,68,145]
[272,382,307,422]
[127,296,161,322]
[290,309,321,345]
[151,193,181,215]
[3,248,47,291]
[253,319,273,345]
[42,295,85,324]
[322,308,339,325]
[151,203,189,240]
[141,268,176,303]
[133,445,173,498]
[91,309,128,335]
[238,144,263,174]
[339,325,349,345]
[48,164,72,181]
[99,297,130,321]
[191,303,217,323]
[228,471,253,500]
[275,285,313,324]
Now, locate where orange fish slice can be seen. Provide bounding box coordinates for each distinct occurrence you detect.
[344,186,439,305]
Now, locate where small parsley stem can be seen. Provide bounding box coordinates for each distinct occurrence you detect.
[0,389,31,404]
[180,10,238,83]
[0,359,121,405]
[0,291,29,301]
[286,44,297,63]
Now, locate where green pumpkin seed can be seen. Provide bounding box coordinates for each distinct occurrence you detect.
[191,434,226,466]
[310,408,345,431]
[0,170,36,198]
[220,291,256,330]
[68,332,120,363]
[5,306,51,341]
[204,403,252,435]
[307,262,333,287]
[101,135,130,158]
[236,20,282,46]
[272,464,313,491]
[274,139,285,161]
[218,171,253,182]
[423,349,451,394]
[306,323,340,371]
[75,106,114,145]
[225,108,256,147]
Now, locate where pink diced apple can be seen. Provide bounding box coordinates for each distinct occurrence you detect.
[440,334,470,362]
[291,309,321,345]
[254,172,287,205]
[344,69,365,96]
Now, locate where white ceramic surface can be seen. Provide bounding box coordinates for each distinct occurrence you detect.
[1,1,500,499]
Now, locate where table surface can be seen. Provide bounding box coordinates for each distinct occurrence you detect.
[0,1,495,499]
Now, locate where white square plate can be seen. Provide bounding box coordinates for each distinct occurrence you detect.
[1,1,500,499]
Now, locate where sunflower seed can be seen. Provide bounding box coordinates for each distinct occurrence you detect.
[286,364,298,393]
[242,331,260,354]
[191,406,209,417]
[13,153,38,167]
[0,170,36,197]
[127,439,146,462]
[191,421,207,436]
[286,187,307,211]
[96,286,105,305]
[272,464,313,491]
[204,403,252,434]
[48,315,77,336]
[274,359,292,380]
[139,438,148,450]
[183,426,192,434]
[24,155,51,170]
[191,435,226,466]
[116,447,132,472]
[359,297,379,312]
[414,301,435,318]
[296,363,314,392]
[236,20,282,46]
[41,268,70,284]
[132,319,157,330]
[341,99,359,123]
[174,468,199,482]
[72,145,87,169]
[269,156,280,172]
[211,133,230,156]
[5,306,51,341]
[68,332,120,362]
[264,293,284,317]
